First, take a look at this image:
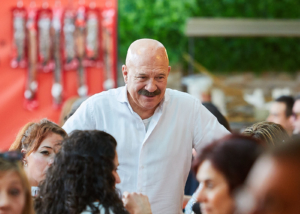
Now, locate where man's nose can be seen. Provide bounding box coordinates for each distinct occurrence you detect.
[144,79,157,92]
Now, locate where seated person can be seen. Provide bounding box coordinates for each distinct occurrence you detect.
[34,130,151,214]
[237,138,300,214]
[191,135,263,214]
[242,121,290,146]
[186,121,291,214]
[0,151,34,214]
[9,119,67,196]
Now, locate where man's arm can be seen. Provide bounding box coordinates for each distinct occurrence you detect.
[122,192,152,214]
[193,100,230,152]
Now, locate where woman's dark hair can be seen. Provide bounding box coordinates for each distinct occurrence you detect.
[192,134,263,194]
[34,130,128,214]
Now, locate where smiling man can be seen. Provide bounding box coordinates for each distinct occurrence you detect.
[63,39,230,214]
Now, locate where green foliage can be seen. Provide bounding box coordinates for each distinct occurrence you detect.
[118,0,197,64]
[118,0,300,72]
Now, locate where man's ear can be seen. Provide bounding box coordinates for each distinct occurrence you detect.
[167,66,171,76]
[122,65,128,84]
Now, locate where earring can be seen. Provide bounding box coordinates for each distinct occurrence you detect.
[23,160,28,167]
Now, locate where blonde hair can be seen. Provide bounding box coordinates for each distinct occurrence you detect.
[243,121,290,146]
[0,158,34,214]
[9,119,67,157]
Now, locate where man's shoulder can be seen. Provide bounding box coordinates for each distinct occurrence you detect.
[166,88,199,103]
[87,86,124,103]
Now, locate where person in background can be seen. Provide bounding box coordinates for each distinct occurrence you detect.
[291,95,300,135]
[267,95,294,136]
[202,103,231,132]
[63,39,230,214]
[9,119,67,196]
[58,96,80,126]
[242,121,290,146]
[236,139,300,214]
[192,135,263,214]
[0,152,34,214]
[63,97,89,125]
[35,130,151,214]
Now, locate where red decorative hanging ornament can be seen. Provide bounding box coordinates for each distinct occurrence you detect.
[102,1,116,90]
[24,1,39,111]
[51,0,64,108]
[75,0,88,97]
[37,1,54,72]
[84,0,102,68]
[11,0,27,68]
[63,1,78,70]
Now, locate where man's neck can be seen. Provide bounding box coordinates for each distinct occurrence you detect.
[127,93,157,120]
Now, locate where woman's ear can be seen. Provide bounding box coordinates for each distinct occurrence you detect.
[21,149,27,166]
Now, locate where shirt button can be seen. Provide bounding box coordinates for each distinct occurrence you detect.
[141,165,144,169]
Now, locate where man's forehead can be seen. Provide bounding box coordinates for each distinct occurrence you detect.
[129,65,168,73]
[271,102,286,112]
[293,100,300,112]
[126,39,169,67]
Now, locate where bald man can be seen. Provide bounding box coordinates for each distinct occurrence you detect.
[63,39,229,214]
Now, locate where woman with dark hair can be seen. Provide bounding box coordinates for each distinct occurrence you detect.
[192,135,263,214]
[9,119,67,196]
[34,130,129,214]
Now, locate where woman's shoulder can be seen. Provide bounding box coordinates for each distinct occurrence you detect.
[81,202,115,214]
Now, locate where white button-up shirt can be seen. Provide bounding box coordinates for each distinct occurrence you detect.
[63,86,230,214]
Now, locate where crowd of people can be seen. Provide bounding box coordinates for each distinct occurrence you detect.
[1,39,300,214]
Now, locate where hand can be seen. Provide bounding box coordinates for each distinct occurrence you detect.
[122,192,152,214]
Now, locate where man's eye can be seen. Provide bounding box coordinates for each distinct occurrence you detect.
[9,188,21,196]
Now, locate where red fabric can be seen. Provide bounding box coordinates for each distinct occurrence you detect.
[0,0,117,150]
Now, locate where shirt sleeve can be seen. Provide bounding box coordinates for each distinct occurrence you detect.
[193,100,230,152]
[62,99,96,134]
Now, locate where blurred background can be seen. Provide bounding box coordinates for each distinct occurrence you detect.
[1,0,300,149]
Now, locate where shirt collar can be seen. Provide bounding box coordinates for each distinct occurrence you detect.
[116,85,129,103]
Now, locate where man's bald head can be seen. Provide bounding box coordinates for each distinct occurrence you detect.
[125,39,169,68]
[122,39,171,119]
